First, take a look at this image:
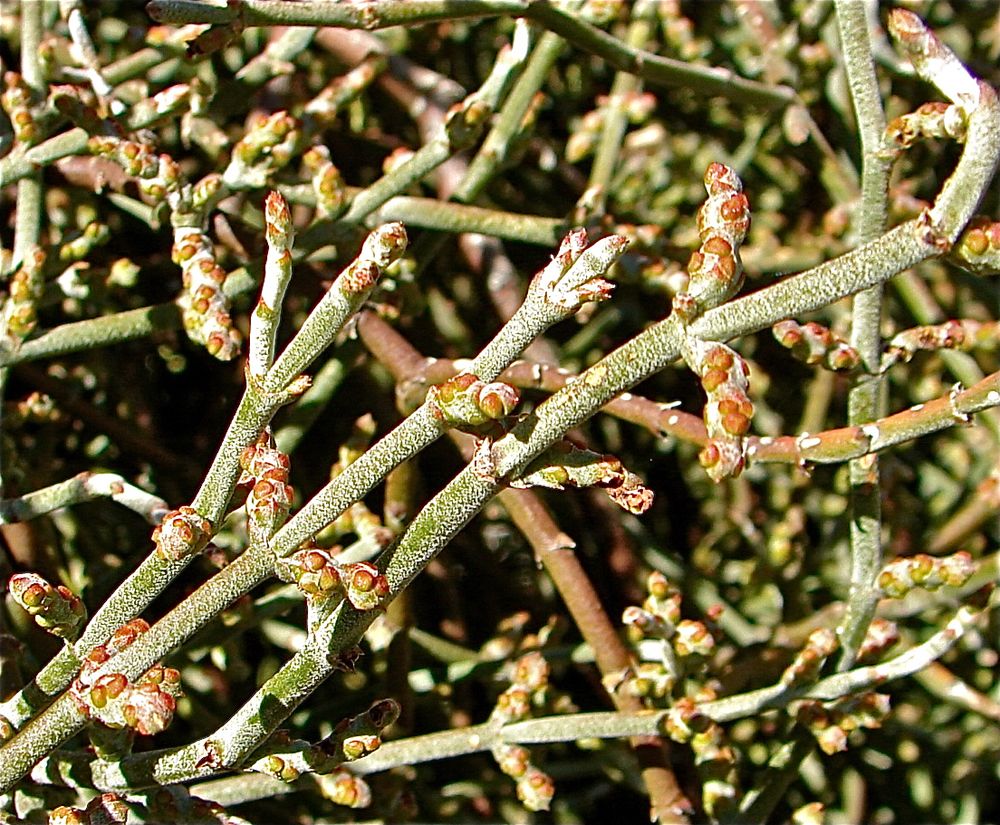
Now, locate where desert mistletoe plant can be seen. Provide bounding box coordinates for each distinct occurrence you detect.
[0,1,999,823]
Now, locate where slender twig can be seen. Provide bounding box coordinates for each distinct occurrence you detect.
[835,0,892,671]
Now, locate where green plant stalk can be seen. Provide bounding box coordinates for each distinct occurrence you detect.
[459,27,565,201]
[0,304,181,368]
[0,472,169,525]
[585,0,656,215]
[0,227,397,732]
[148,0,798,111]
[275,186,565,247]
[10,0,44,272]
[147,0,528,28]
[835,0,892,674]
[235,27,318,86]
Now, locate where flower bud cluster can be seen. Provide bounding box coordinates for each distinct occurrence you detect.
[882,101,967,155]
[529,228,625,312]
[795,692,890,755]
[304,55,385,126]
[173,227,242,360]
[780,628,838,687]
[1,71,43,145]
[621,572,715,699]
[682,339,754,482]
[316,770,372,808]
[857,617,900,663]
[490,651,555,811]
[317,698,400,767]
[429,372,521,431]
[145,787,251,825]
[663,697,738,816]
[886,319,995,364]
[566,91,657,162]
[70,620,183,736]
[672,163,750,321]
[3,248,46,339]
[88,136,160,179]
[223,110,301,188]
[239,429,293,543]
[948,216,1000,275]
[276,543,390,612]
[340,222,408,294]
[773,320,861,371]
[444,97,492,151]
[8,572,86,640]
[127,83,192,128]
[510,440,653,514]
[49,792,131,825]
[152,505,212,561]
[877,550,976,599]
[303,145,347,218]
[488,652,557,811]
[59,221,110,264]
[250,699,398,785]
[491,651,550,726]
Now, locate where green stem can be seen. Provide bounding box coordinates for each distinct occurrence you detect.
[835,0,892,670]
[585,0,657,215]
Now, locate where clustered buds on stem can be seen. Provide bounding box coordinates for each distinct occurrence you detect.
[302,145,347,218]
[780,628,838,687]
[510,440,654,514]
[885,318,997,365]
[882,101,967,156]
[88,136,160,179]
[223,110,302,188]
[152,505,212,561]
[1,71,41,145]
[276,543,390,613]
[2,248,46,340]
[682,339,755,482]
[621,572,715,699]
[8,572,86,640]
[316,770,372,809]
[877,550,976,598]
[173,227,242,360]
[341,222,408,294]
[49,793,131,825]
[773,319,861,371]
[663,697,739,816]
[948,216,1000,274]
[69,620,183,736]
[529,228,625,312]
[239,429,294,543]
[249,700,398,792]
[857,617,900,662]
[144,787,247,825]
[429,372,521,431]
[490,652,556,812]
[304,55,386,127]
[672,163,750,321]
[795,692,891,755]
